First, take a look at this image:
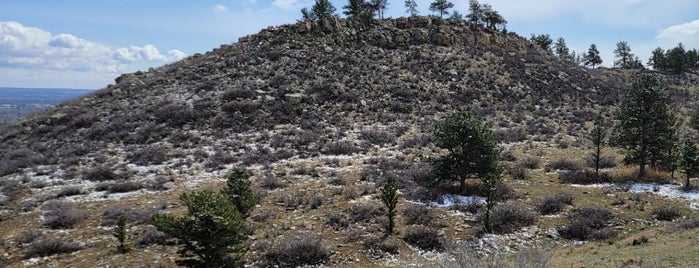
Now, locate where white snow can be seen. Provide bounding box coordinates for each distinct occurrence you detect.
[430,194,486,208]
[573,182,699,209]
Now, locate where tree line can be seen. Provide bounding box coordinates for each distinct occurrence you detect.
[531,34,698,74]
[301,0,507,31]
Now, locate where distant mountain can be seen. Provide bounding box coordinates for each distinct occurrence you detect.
[0,88,92,122]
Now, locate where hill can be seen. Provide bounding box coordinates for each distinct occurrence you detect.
[1,16,699,267]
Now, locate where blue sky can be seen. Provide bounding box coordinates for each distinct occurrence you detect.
[1,0,698,89]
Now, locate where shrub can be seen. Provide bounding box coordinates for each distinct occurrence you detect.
[0,179,23,200]
[559,207,615,240]
[325,211,349,230]
[82,165,121,181]
[402,205,436,226]
[478,202,537,234]
[55,186,83,198]
[559,170,613,184]
[259,171,285,189]
[365,238,400,255]
[400,133,431,149]
[221,169,256,217]
[134,227,168,247]
[507,163,528,180]
[494,127,526,143]
[42,200,88,229]
[23,235,83,258]
[450,199,483,214]
[584,154,617,169]
[668,218,699,232]
[324,140,359,155]
[96,181,144,193]
[127,146,169,165]
[537,193,574,215]
[403,225,443,251]
[101,205,158,226]
[499,150,517,162]
[652,206,681,221]
[360,129,394,145]
[349,204,382,222]
[544,158,583,172]
[521,157,541,169]
[262,233,330,267]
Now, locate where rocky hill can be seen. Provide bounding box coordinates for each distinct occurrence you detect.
[1,16,699,267]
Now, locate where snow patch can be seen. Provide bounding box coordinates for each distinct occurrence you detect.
[430,194,486,208]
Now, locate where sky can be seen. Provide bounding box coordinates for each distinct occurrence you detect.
[1,0,698,89]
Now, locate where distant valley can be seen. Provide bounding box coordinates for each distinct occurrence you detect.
[0,88,93,122]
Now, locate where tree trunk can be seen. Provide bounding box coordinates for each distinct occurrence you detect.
[459,178,465,193]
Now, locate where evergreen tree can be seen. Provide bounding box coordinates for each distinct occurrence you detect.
[614,41,636,68]
[530,34,553,52]
[343,0,366,17]
[617,73,675,178]
[449,10,464,20]
[648,47,666,70]
[429,0,454,18]
[554,37,571,60]
[311,0,337,20]
[152,190,249,267]
[585,44,603,68]
[482,4,506,30]
[680,139,699,190]
[380,177,399,235]
[666,43,688,74]
[589,116,606,177]
[112,215,131,254]
[369,0,389,19]
[404,0,418,16]
[431,111,500,193]
[481,166,503,233]
[221,169,256,218]
[300,7,316,21]
[467,0,483,26]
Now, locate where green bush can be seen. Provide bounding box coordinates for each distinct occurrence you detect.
[152,190,249,267]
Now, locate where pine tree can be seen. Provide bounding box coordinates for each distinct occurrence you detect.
[380,177,399,235]
[589,116,606,177]
[614,41,636,69]
[311,0,336,20]
[482,4,506,30]
[554,37,571,60]
[467,0,483,26]
[152,190,249,267]
[585,44,603,68]
[617,73,675,178]
[680,139,699,190]
[404,0,418,16]
[530,34,553,52]
[429,0,454,18]
[431,111,500,193]
[369,0,389,19]
[221,169,256,218]
[112,215,131,254]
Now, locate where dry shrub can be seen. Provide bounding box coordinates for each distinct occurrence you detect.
[507,163,528,180]
[537,193,574,215]
[42,200,88,229]
[652,206,681,221]
[479,202,537,234]
[349,204,382,222]
[402,205,437,226]
[365,238,400,255]
[323,140,359,155]
[544,158,583,172]
[23,235,82,258]
[584,154,617,169]
[101,205,159,226]
[403,225,443,251]
[127,145,169,165]
[262,233,330,267]
[325,211,349,230]
[134,226,168,247]
[559,170,613,184]
[95,180,143,193]
[360,129,394,145]
[559,207,616,241]
[400,133,431,149]
[82,165,121,181]
[54,186,83,198]
[521,157,541,169]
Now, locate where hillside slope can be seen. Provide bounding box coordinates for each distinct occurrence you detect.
[1,16,698,267]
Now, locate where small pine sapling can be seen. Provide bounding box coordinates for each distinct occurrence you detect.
[112,214,131,254]
[380,177,399,236]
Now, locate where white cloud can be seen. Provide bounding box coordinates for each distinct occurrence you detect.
[0,21,188,88]
[272,0,305,11]
[656,19,699,46]
[212,4,228,13]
